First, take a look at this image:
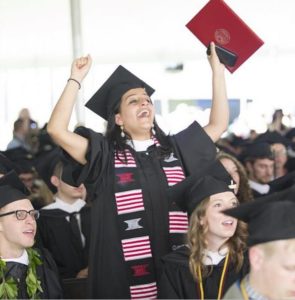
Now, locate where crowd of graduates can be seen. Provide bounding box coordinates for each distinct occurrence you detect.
[1,44,295,299]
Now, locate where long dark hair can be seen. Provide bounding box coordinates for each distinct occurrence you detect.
[105,99,173,161]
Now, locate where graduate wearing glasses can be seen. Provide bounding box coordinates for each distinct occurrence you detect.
[0,170,63,299]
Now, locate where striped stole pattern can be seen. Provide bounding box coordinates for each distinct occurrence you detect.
[114,143,188,299]
[163,166,186,186]
[122,236,152,261]
[130,282,157,299]
[115,189,144,215]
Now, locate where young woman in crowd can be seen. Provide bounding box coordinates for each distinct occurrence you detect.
[159,161,249,299]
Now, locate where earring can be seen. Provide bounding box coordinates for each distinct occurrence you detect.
[120,125,125,138]
[151,124,156,136]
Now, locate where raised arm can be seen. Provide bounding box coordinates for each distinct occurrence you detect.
[203,42,229,142]
[47,55,92,164]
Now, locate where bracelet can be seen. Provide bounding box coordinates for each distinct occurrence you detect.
[67,78,81,89]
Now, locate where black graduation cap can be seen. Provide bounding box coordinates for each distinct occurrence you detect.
[223,196,295,246]
[254,130,291,147]
[239,142,274,163]
[34,147,63,194]
[0,170,31,208]
[230,134,251,148]
[0,153,19,175]
[36,123,57,155]
[85,65,155,120]
[168,160,236,215]
[3,147,35,174]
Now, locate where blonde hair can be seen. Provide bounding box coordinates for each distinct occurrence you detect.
[188,197,248,280]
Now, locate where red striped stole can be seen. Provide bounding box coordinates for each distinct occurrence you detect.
[122,236,152,261]
[130,282,158,299]
[115,149,136,168]
[115,189,144,215]
[169,211,189,234]
[163,166,185,186]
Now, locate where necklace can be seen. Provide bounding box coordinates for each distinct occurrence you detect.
[197,252,229,300]
[0,248,43,299]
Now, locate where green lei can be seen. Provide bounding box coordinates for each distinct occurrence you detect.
[0,248,43,299]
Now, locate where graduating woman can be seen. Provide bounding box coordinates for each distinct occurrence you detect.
[159,161,249,299]
[47,42,229,299]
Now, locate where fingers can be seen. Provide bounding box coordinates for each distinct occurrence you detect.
[208,41,216,56]
[75,54,92,69]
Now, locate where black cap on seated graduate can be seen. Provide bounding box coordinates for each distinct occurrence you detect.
[3,147,35,174]
[0,153,19,175]
[239,142,274,163]
[85,65,155,120]
[254,130,291,147]
[223,194,295,246]
[168,160,236,215]
[0,170,31,209]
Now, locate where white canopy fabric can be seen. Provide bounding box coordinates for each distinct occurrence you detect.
[1,0,295,148]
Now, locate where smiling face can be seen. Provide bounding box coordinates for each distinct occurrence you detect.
[201,191,238,250]
[0,199,36,257]
[115,88,155,140]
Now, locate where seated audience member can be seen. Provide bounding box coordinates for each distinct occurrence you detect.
[36,151,91,280]
[0,170,63,299]
[159,161,249,299]
[7,118,32,152]
[18,108,38,130]
[254,130,291,178]
[240,142,275,197]
[3,147,36,191]
[268,108,289,136]
[223,192,295,299]
[18,108,40,153]
[217,151,254,203]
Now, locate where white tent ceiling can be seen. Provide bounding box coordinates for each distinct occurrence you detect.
[1,0,295,66]
[0,0,295,148]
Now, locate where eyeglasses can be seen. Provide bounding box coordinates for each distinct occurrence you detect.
[0,210,40,220]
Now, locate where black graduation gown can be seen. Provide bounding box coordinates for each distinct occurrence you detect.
[61,121,217,299]
[4,248,63,299]
[250,188,266,198]
[36,205,91,279]
[158,246,249,299]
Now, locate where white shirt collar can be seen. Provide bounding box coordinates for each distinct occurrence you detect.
[126,139,154,152]
[42,197,86,213]
[249,180,270,194]
[2,250,29,265]
[203,248,228,265]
